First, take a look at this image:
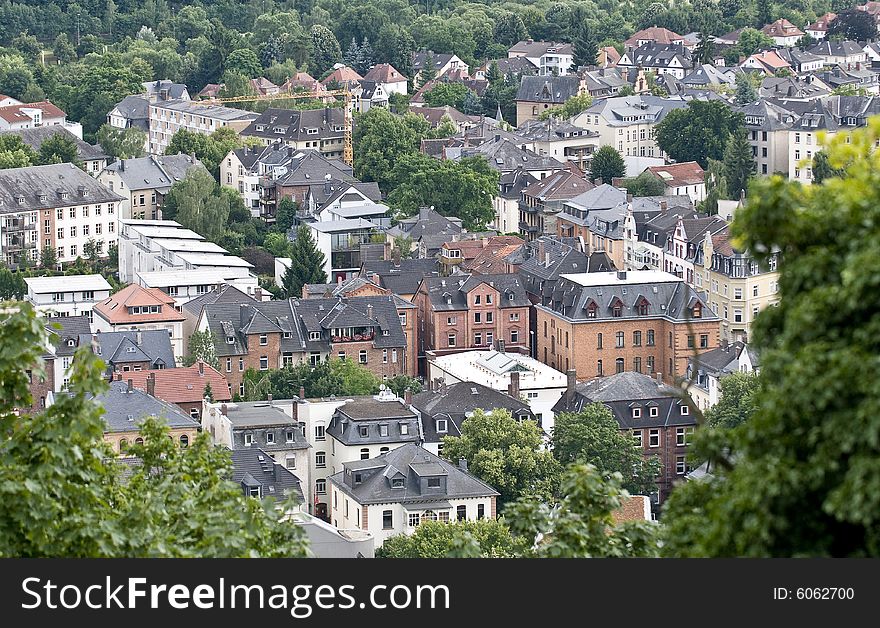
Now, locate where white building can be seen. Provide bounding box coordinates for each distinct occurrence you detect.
[427,349,567,433]
[148,99,257,155]
[328,443,499,547]
[308,218,381,283]
[0,100,82,138]
[24,274,111,325]
[135,269,261,307]
[508,40,575,76]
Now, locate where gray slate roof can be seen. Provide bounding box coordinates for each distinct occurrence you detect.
[89,380,199,433]
[0,163,123,214]
[81,330,176,372]
[231,447,304,503]
[243,108,346,143]
[516,236,615,300]
[46,315,91,357]
[360,258,441,295]
[419,273,530,311]
[326,397,421,446]
[386,207,464,241]
[516,75,581,104]
[459,137,565,174]
[0,125,107,162]
[110,95,149,130]
[102,154,207,193]
[181,284,256,318]
[329,442,499,505]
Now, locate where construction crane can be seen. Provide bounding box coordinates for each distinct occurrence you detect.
[209,86,354,166]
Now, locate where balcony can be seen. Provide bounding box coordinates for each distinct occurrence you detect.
[330,327,375,343]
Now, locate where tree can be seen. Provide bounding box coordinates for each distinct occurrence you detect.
[552,404,660,495]
[621,171,667,197]
[735,72,758,105]
[11,32,41,63]
[37,133,81,167]
[655,101,744,168]
[494,12,528,46]
[694,32,715,64]
[827,9,877,42]
[661,123,880,557]
[756,0,772,28]
[310,25,342,74]
[375,24,415,86]
[737,28,774,57]
[417,50,436,89]
[52,33,77,64]
[572,24,598,68]
[354,36,374,75]
[40,246,58,271]
[442,408,561,508]
[590,145,626,184]
[722,127,755,199]
[260,34,283,68]
[539,94,593,121]
[203,382,214,403]
[263,231,292,258]
[705,372,760,430]
[165,127,249,178]
[343,37,360,69]
[281,225,327,298]
[184,329,219,369]
[163,169,229,243]
[505,464,660,557]
[96,124,146,159]
[224,48,262,78]
[384,375,422,398]
[0,266,27,300]
[812,150,843,184]
[0,54,40,102]
[377,519,529,558]
[423,82,471,109]
[0,303,308,558]
[353,107,429,190]
[700,159,728,214]
[0,134,37,168]
[276,198,299,234]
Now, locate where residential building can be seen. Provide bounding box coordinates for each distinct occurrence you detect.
[519,171,594,239]
[0,94,20,107]
[121,360,232,420]
[508,40,574,76]
[460,236,525,275]
[775,47,825,74]
[474,56,538,80]
[426,348,567,431]
[98,154,207,220]
[232,447,305,509]
[82,329,176,378]
[414,273,531,366]
[36,315,91,405]
[362,63,408,96]
[135,269,261,309]
[321,65,364,89]
[622,197,700,272]
[240,107,346,159]
[679,64,738,89]
[281,72,326,94]
[180,283,257,356]
[385,206,464,259]
[221,143,298,218]
[0,100,76,135]
[204,400,312,505]
[807,40,868,66]
[515,75,582,125]
[0,163,124,268]
[410,105,486,135]
[618,43,693,79]
[411,381,536,456]
[555,184,629,269]
[360,258,441,302]
[534,270,721,383]
[272,150,356,211]
[686,340,758,411]
[581,67,629,98]
[741,49,793,75]
[295,511,375,558]
[148,99,257,155]
[89,379,200,454]
[412,50,469,83]
[552,370,697,503]
[327,443,499,546]
[92,284,187,360]
[0,126,107,176]
[438,237,496,275]
[761,19,805,46]
[24,274,111,324]
[572,95,689,160]
[663,215,728,284]
[624,27,686,50]
[806,13,837,40]
[643,162,706,204]
[515,118,600,166]
[815,64,879,95]
[353,81,388,114]
[738,99,798,176]
[306,218,383,282]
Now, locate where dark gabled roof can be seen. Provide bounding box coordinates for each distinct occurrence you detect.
[483,56,539,77]
[181,284,256,318]
[328,443,499,505]
[411,382,535,444]
[326,396,421,446]
[242,108,346,143]
[687,341,745,376]
[621,43,692,71]
[386,207,464,241]
[103,154,207,193]
[88,380,199,433]
[460,137,565,174]
[0,163,123,214]
[515,75,581,104]
[81,330,176,372]
[231,448,304,504]
[420,273,530,311]
[110,95,149,123]
[45,315,91,357]
[360,258,441,295]
[276,150,354,187]
[807,40,865,57]
[0,125,107,162]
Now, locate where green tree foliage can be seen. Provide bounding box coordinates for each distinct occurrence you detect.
[0,53,41,102]
[275,198,299,234]
[756,0,773,27]
[165,127,250,178]
[384,375,422,398]
[423,82,471,109]
[0,266,28,300]
[310,25,342,75]
[377,519,529,558]
[52,33,77,64]
[416,50,436,89]
[375,24,415,85]
[386,153,499,231]
[263,232,293,258]
[11,32,42,63]
[493,12,528,46]
[655,101,744,168]
[40,246,58,271]
[722,127,755,199]
[241,358,380,401]
[505,464,660,557]
[572,23,598,68]
[705,372,760,430]
[700,159,728,214]
[735,72,758,105]
[538,93,593,121]
[281,225,327,299]
[552,404,660,495]
[441,408,561,508]
[737,28,775,57]
[183,329,219,370]
[37,133,81,166]
[620,171,667,197]
[827,9,877,42]
[352,107,430,190]
[95,124,146,159]
[162,168,229,243]
[0,303,308,558]
[694,32,715,64]
[590,145,626,184]
[811,150,843,184]
[0,134,37,168]
[662,123,880,557]
[224,48,262,78]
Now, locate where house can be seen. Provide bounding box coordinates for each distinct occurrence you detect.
[232,447,305,508]
[305,218,384,282]
[354,81,389,113]
[534,269,721,383]
[643,162,706,204]
[281,72,326,93]
[250,77,281,97]
[759,75,830,101]
[88,379,200,455]
[460,237,525,275]
[581,67,629,98]
[475,56,538,80]
[775,47,825,74]
[24,274,111,325]
[98,154,207,220]
[555,184,629,269]
[321,65,364,89]
[662,214,727,284]
[519,170,595,240]
[0,163,124,268]
[508,40,575,76]
[0,126,107,176]
[552,370,697,503]
[362,63,408,96]
[515,75,582,125]
[33,315,92,407]
[327,443,499,547]
[384,206,464,258]
[426,348,567,432]
[203,400,312,505]
[515,118,600,167]
[272,150,355,208]
[410,105,485,134]
[624,27,685,50]
[622,197,700,272]
[0,94,20,107]
[696,226,780,343]
[414,272,531,367]
[180,283,257,356]
[572,95,689,160]
[761,19,805,46]
[92,284,187,360]
[121,360,232,420]
[0,100,75,134]
[304,180,385,224]
[147,99,258,155]
[599,46,623,67]
[117,219,258,297]
[685,340,757,411]
[412,50,469,83]
[82,329,176,378]
[411,381,536,457]
[241,108,346,160]
[816,64,879,94]
[106,95,150,153]
[740,49,792,75]
[679,64,738,89]
[360,258,441,301]
[806,13,837,40]
[738,99,799,176]
[221,143,312,219]
[618,43,693,80]
[807,40,868,66]
[459,134,567,179]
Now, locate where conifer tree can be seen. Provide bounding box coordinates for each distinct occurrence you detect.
[281,225,327,298]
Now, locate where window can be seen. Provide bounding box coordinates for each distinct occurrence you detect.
[359,425,369,438]
[474,294,481,305]
[615,357,624,374]
[634,357,642,373]
[700,334,709,348]
[474,312,481,324]
[633,430,643,447]
[427,477,441,488]
[597,333,603,349]
[259,334,267,345]
[632,407,641,419]
[486,312,493,323]
[70,226,76,238]
[259,356,268,370]
[509,312,519,321]
[239,358,244,371]
[447,316,456,325]
[70,245,77,257]
[647,329,655,346]
[315,452,326,468]
[315,479,326,494]
[676,456,687,475]
[383,510,393,529]
[477,504,485,520]
[649,429,660,447]
[379,424,389,437]
[436,419,448,433]
[474,333,482,346]
[226,358,232,372]
[408,513,421,528]
[286,455,296,469]
[649,406,659,418]
[647,355,655,374]
[734,309,743,323]
[244,433,253,446]
[612,302,622,317]
[287,430,296,444]
[447,333,456,348]
[457,505,467,521]
[687,335,695,349]
[616,331,624,348]
[597,360,603,376]
[266,432,275,444]
[633,331,642,346]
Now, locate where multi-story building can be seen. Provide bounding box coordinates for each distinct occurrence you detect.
[414,273,531,366]
[807,40,868,66]
[508,40,574,76]
[240,108,346,159]
[0,100,79,135]
[92,284,187,360]
[738,100,797,177]
[439,235,523,275]
[24,274,111,324]
[806,13,837,40]
[685,340,759,411]
[515,118,600,167]
[274,150,355,208]
[515,75,582,125]
[220,143,303,219]
[119,360,231,420]
[662,215,727,284]
[0,126,107,176]
[136,269,260,309]
[328,443,499,547]
[148,99,257,155]
[534,270,721,384]
[555,184,629,269]
[232,447,305,510]
[360,258,441,302]
[362,64,409,96]
[642,162,706,204]
[385,206,465,259]
[553,370,698,503]
[29,316,92,410]
[0,163,124,268]
[81,330,176,378]
[519,171,595,240]
[308,218,383,282]
[624,27,685,51]
[98,154,207,220]
[618,43,693,80]
[621,197,699,272]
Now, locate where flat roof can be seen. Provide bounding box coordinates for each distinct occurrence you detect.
[310,219,378,233]
[176,252,253,268]
[126,225,204,240]
[25,273,111,293]
[222,402,298,427]
[152,238,226,253]
[429,350,567,389]
[559,270,682,287]
[136,269,241,287]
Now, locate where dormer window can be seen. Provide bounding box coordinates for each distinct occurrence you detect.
[359,425,369,437]
[681,405,689,415]
[427,478,441,488]
[226,336,235,344]
[632,407,641,419]
[636,297,650,316]
[400,423,409,435]
[692,303,702,318]
[649,407,659,418]
[379,424,389,437]
[611,299,623,317]
[586,302,598,318]
[436,419,448,433]
[391,478,405,489]
[354,473,363,485]
[309,331,320,341]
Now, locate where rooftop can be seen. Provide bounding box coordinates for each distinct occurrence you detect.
[25,274,111,294]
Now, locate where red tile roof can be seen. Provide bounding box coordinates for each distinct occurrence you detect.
[94,284,185,324]
[462,241,524,274]
[646,161,706,187]
[612,495,652,522]
[283,72,325,92]
[321,65,363,86]
[363,63,407,84]
[123,362,232,404]
[807,13,837,32]
[625,27,684,47]
[0,100,66,123]
[761,18,804,38]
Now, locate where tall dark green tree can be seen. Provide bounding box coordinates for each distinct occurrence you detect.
[756,0,772,28]
[310,25,342,75]
[812,150,843,184]
[655,101,744,168]
[572,24,598,68]
[722,127,755,199]
[38,133,82,167]
[694,32,715,64]
[281,225,327,298]
[590,145,626,184]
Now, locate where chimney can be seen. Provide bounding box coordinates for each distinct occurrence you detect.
[366,303,374,319]
[617,270,627,280]
[595,177,603,185]
[135,330,142,345]
[566,369,577,404]
[299,386,306,400]
[627,193,633,203]
[458,458,468,472]
[494,133,501,142]
[545,251,551,268]
[722,338,729,351]
[119,160,125,172]
[198,360,205,376]
[221,403,228,416]
[146,373,156,397]
[496,338,506,353]
[404,387,413,405]
[323,174,332,195]
[508,371,520,399]
[127,379,133,393]
[267,393,273,403]
[655,372,662,384]
[660,200,668,211]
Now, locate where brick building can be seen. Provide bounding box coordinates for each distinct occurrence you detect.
[121,360,232,420]
[535,270,721,383]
